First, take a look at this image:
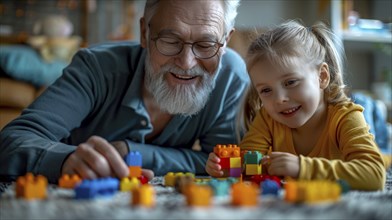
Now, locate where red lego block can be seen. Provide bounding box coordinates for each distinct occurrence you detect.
[219,157,230,169]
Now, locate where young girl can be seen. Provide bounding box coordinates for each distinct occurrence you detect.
[206,20,386,191]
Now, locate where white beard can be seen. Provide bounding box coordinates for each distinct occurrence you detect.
[144,52,218,116]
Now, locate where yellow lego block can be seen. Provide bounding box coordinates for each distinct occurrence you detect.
[120,177,140,192]
[164,172,176,187]
[230,157,241,168]
[245,164,262,175]
[131,184,155,207]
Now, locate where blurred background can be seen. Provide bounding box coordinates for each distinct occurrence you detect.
[0,0,391,127]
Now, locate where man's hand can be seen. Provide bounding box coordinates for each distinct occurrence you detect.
[62,136,129,179]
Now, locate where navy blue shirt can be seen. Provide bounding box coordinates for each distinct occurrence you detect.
[0,42,249,182]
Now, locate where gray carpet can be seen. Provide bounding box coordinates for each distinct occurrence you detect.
[1,168,391,220]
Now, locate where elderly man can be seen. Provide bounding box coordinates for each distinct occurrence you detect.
[0,0,248,183]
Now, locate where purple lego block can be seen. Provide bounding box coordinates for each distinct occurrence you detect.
[229,167,242,177]
[124,151,142,166]
[75,177,119,199]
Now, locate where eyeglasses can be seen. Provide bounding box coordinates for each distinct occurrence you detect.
[150,36,225,59]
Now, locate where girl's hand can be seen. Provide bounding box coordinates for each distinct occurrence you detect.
[265,152,299,178]
[205,152,223,177]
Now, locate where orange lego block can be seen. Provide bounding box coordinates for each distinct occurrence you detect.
[131,184,155,207]
[120,177,141,192]
[16,173,47,200]
[58,174,82,189]
[231,181,259,206]
[214,144,240,158]
[184,184,212,207]
[129,166,142,178]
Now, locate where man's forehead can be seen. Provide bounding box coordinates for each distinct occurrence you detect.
[150,0,225,39]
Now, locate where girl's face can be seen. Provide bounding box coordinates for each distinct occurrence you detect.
[249,58,329,129]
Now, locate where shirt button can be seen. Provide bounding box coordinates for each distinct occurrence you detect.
[140,120,147,126]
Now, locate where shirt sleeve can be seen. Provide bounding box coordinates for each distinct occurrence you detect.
[299,107,386,191]
[0,49,98,183]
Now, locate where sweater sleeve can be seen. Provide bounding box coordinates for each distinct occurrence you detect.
[299,106,386,191]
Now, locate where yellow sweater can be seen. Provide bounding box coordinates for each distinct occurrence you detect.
[240,102,386,191]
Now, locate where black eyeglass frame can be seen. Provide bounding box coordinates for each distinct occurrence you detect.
[148,24,226,60]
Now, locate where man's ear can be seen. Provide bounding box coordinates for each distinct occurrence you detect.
[140,17,147,48]
[220,29,235,55]
[225,28,235,45]
[319,62,330,89]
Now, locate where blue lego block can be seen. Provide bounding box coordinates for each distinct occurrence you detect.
[208,178,231,197]
[244,151,262,165]
[261,179,280,195]
[124,151,142,166]
[75,177,119,199]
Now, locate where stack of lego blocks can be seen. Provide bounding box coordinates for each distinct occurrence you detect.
[243,151,263,176]
[214,144,242,177]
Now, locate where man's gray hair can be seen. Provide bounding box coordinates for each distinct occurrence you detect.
[143,0,241,33]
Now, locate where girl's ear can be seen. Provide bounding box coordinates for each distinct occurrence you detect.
[319,62,330,89]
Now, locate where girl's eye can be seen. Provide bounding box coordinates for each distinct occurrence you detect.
[260,88,272,96]
[285,79,299,87]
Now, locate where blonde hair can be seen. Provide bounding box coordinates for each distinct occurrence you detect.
[238,20,350,134]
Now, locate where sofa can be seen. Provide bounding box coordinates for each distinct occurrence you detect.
[0,77,45,129]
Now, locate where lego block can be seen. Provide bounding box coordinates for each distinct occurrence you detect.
[214,144,240,158]
[164,172,176,187]
[219,157,230,169]
[231,181,259,206]
[138,175,149,185]
[129,166,142,178]
[230,157,241,168]
[131,184,155,207]
[184,184,212,207]
[124,151,142,166]
[175,174,195,194]
[261,179,280,195]
[245,164,262,175]
[284,180,342,204]
[15,173,47,200]
[221,168,230,177]
[75,177,119,199]
[208,178,231,196]
[58,174,82,189]
[229,167,242,177]
[120,177,140,192]
[244,151,262,165]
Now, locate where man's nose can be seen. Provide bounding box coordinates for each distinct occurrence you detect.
[175,45,198,70]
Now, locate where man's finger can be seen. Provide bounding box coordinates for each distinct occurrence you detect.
[88,136,129,178]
